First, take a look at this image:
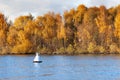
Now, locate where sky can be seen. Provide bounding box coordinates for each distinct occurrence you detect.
[0,0,120,21]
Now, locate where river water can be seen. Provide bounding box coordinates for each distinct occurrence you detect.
[0,55,120,80]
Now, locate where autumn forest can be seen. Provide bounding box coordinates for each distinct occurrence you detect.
[0,5,120,54]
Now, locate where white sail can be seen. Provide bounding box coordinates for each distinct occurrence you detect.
[33,52,40,61]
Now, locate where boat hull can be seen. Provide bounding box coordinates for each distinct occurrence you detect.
[33,61,42,63]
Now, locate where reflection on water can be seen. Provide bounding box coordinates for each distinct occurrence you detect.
[41,73,53,76]
[33,63,39,67]
[0,55,120,80]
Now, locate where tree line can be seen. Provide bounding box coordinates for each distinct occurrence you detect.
[1,4,120,54]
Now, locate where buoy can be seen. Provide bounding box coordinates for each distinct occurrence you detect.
[33,52,42,63]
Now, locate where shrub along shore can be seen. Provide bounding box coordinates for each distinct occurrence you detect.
[1,4,120,54]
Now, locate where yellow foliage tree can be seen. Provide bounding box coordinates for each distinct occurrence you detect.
[12,30,32,53]
[114,13,120,38]
[87,42,96,53]
[95,6,113,47]
[13,14,33,30]
[74,4,87,26]
[110,43,118,53]
[0,13,8,53]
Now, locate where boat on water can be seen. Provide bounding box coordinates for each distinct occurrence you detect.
[33,52,42,63]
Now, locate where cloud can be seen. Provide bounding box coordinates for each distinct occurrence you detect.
[88,0,120,8]
[0,0,120,21]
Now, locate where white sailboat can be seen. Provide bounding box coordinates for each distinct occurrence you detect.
[33,52,42,63]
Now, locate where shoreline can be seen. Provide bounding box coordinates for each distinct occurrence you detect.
[0,52,120,56]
